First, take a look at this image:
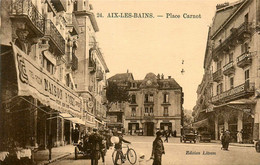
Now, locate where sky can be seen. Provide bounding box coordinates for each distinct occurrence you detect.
[89,0,238,110]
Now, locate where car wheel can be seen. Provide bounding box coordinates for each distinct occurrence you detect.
[256,142,260,153]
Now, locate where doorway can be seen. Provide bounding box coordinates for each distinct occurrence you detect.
[146,122,154,136]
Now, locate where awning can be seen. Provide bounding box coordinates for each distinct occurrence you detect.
[69,117,85,125]
[192,119,208,128]
[59,113,72,118]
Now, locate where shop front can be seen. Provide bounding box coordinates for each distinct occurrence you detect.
[0,44,83,156]
[128,122,139,135]
[212,99,256,143]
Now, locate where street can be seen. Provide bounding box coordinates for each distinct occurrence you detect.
[50,136,260,165]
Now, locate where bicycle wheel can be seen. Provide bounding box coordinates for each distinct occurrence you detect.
[127,148,137,165]
[112,150,123,165]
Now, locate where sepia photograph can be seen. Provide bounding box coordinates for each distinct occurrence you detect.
[0,0,260,165]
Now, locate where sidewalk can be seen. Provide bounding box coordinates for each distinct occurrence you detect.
[211,140,254,147]
[34,145,75,165]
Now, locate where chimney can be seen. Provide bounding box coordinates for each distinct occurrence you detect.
[168,76,171,79]
[157,74,160,79]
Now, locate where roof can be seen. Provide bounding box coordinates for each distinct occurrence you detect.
[108,73,134,82]
[210,0,245,38]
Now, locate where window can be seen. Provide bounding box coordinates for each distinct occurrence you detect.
[150,107,153,114]
[229,53,233,62]
[145,107,149,115]
[131,94,136,104]
[149,94,154,102]
[241,43,249,54]
[163,107,169,116]
[163,93,169,103]
[131,107,136,117]
[42,55,54,74]
[244,13,248,23]
[145,94,149,103]
[245,69,250,86]
[217,61,222,70]
[230,77,234,89]
[217,83,223,95]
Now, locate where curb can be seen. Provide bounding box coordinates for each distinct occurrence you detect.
[211,141,254,147]
[37,152,73,165]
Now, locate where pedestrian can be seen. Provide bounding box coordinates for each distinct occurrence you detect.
[237,130,242,143]
[99,130,107,165]
[47,134,53,161]
[114,131,131,165]
[89,128,103,165]
[150,131,165,165]
[222,130,231,151]
[164,130,168,143]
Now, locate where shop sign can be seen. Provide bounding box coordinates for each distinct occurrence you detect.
[12,44,82,117]
[212,84,245,103]
[131,120,137,122]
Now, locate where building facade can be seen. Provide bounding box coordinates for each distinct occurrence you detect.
[124,73,183,136]
[193,0,260,143]
[0,0,108,153]
[73,0,109,131]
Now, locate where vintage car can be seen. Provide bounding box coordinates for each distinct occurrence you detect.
[199,131,211,142]
[180,128,196,143]
[256,140,260,153]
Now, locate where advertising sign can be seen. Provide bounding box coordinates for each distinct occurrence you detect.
[12,43,82,117]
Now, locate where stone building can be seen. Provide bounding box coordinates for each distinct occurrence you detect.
[193,0,260,143]
[123,72,183,136]
[73,0,109,130]
[0,0,108,153]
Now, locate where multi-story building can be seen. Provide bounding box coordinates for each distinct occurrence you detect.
[0,0,108,153]
[73,0,109,130]
[125,73,183,136]
[193,0,260,143]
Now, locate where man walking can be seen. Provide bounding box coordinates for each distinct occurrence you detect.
[150,131,165,165]
[89,128,103,165]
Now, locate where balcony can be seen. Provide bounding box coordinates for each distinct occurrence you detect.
[45,20,65,55]
[236,22,251,40]
[89,58,96,73]
[66,13,79,35]
[71,53,78,71]
[211,82,255,104]
[213,69,223,82]
[10,0,45,36]
[237,52,252,68]
[96,69,104,81]
[223,61,235,76]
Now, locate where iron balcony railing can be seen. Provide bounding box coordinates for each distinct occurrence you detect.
[45,19,65,55]
[11,0,45,34]
[211,82,255,103]
[213,69,223,82]
[237,52,252,68]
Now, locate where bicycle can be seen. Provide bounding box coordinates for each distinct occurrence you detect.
[112,144,137,165]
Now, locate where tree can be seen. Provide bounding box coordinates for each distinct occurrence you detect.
[106,81,129,103]
[183,109,193,127]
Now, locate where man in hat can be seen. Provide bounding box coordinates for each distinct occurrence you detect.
[89,128,103,165]
[150,131,165,165]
